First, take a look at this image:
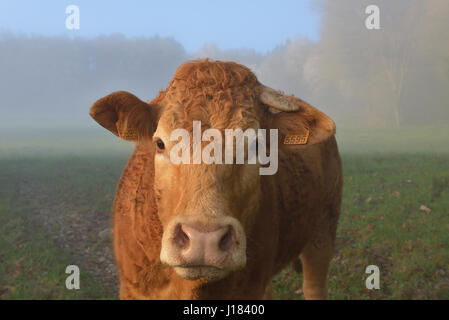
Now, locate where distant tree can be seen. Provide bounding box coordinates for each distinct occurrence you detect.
[307,0,449,127]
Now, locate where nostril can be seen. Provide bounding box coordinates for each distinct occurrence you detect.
[219,226,236,251]
[173,224,189,249]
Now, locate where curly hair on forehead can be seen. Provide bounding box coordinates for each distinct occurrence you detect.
[171,59,259,90]
[164,59,261,131]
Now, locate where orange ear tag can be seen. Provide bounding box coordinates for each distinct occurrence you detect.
[116,121,138,140]
[283,128,310,145]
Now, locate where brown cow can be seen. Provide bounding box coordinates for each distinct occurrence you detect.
[90,60,342,300]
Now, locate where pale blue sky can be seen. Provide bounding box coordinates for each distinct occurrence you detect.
[0,0,320,53]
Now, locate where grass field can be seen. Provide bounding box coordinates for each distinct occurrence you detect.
[274,153,449,299]
[0,125,448,299]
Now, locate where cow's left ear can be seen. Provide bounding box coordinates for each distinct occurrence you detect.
[258,85,336,145]
[89,91,161,141]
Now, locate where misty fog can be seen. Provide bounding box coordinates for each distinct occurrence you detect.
[0,0,448,130]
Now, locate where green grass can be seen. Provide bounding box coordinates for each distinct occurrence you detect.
[0,154,128,299]
[273,154,449,299]
[1,125,449,299]
[0,177,115,299]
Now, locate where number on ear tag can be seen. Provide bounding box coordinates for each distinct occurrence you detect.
[284,128,310,145]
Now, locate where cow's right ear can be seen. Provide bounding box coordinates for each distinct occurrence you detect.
[89,91,160,141]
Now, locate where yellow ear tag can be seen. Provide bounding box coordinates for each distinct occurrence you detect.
[116,121,138,140]
[284,128,310,145]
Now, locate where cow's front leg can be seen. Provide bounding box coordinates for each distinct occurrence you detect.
[262,282,273,299]
[299,242,333,300]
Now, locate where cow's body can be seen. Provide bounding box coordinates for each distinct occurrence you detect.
[91,60,342,299]
[113,130,342,299]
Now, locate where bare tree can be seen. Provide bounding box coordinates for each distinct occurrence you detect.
[378,2,423,127]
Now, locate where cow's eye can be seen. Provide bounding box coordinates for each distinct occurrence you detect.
[156,139,165,152]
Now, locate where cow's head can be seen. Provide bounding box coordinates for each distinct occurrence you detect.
[90,60,335,282]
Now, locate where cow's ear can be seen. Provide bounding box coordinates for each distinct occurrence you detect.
[89,91,160,141]
[259,86,335,145]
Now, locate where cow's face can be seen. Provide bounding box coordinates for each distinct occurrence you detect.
[89,60,336,282]
[153,93,260,281]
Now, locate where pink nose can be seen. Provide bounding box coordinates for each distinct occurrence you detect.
[172,223,237,267]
